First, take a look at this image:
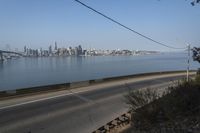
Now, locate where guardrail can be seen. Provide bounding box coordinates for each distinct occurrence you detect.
[92,111,131,133]
[0,70,197,99]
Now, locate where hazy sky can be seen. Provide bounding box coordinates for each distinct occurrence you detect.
[0,0,199,51]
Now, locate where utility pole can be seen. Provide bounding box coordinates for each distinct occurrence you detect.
[187,44,191,82]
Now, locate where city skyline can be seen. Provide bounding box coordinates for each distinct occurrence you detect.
[0,0,200,51]
[0,42,163,52]
[21,42,160,57]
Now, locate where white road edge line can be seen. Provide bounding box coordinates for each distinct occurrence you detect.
[0,74,188,111]
[0,89,93,110]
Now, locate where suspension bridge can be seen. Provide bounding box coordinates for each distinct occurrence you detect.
[0,50,25,61]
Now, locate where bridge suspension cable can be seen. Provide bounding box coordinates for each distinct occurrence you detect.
[74,0,187,50]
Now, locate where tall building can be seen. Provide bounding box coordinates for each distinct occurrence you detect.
[24,46,27,53]
[78,45,82,56]
[74,47,78,56]
[55,42,57,50]
[40,48,43,56]
[68,47,72,56]
[49,45,52,55]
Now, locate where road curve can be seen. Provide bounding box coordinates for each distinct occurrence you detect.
[0,72,195,133]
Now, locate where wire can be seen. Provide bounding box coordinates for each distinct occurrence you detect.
[74,0,187,50]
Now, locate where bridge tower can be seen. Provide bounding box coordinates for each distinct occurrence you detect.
[0,51,3,61]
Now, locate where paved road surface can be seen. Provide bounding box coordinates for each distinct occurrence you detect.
[0,72,194,133]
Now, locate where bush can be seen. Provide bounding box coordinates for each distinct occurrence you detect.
[126,77,200,133]
[197,68,200,75]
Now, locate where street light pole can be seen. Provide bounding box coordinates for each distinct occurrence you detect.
[187,44,191,82]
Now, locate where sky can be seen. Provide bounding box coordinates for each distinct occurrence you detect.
[0,0,199,51]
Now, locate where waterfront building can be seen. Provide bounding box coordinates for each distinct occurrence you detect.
[68,47,72,55]
[78,45,83,56]
[39,48,44,56]
[55,42,57,51]
[74,47,78,56]
[49,45,52,56]
[24,46,27,53]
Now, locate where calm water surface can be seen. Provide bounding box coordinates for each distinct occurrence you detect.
[0,52,199,91]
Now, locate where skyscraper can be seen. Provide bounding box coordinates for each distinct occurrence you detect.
[24,46,27,53]
[49,45,52,55]
[55,42,57,51]
[40,48,43,56]
[78,45,82,56]
[74,47,78,56]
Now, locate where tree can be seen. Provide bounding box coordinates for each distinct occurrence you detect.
[192,47,200,63]
[191,0,200,6]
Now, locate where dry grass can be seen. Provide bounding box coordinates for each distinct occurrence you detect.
[125,75,200,133]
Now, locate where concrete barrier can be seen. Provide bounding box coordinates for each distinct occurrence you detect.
[0,70,196,99]
[70,81,90,89]
[95,79,104,83]
[6,90,16,94]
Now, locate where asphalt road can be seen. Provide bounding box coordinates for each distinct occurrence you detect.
[0,73,192,133]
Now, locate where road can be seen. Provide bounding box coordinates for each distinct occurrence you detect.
[0,72,195,133]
